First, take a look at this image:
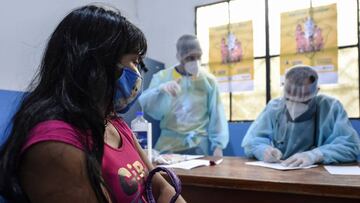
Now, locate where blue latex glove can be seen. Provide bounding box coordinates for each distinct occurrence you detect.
[263,147,282,163]
[282,149,323,167]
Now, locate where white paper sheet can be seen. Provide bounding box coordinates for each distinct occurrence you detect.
[324,165,360,175]
[245,161,318,170]
[155,154,204,165]
[158,159,210,170]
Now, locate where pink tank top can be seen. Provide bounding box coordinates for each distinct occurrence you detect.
[21,118,148,203]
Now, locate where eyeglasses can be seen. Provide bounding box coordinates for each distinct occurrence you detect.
[138,59,148,73]
[117,59,148,75]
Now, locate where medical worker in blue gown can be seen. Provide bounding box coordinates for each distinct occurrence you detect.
[242,65,360,167]
[138,34,229,156]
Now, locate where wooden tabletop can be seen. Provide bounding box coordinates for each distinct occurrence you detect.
[170,157,360,199]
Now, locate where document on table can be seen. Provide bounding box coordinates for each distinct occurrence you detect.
[158,159,211,170]
[158,157,224,170]
[245,161,318,170]
[324,165,360,175]
[154,154,204,165]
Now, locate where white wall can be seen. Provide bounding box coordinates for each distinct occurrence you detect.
[137,0,222,68]
[0,0,138,91]
[0,0,222,91]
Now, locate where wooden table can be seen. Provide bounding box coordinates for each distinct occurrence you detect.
[168,157,360,203]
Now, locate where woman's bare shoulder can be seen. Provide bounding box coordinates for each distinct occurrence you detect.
[19,141,99,203]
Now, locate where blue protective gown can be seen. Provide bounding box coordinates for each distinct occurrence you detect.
[242,95,360,164]
[138,67,229,155]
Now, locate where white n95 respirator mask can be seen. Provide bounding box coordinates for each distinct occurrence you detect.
[285,100,309,120]
[184,60,200,77]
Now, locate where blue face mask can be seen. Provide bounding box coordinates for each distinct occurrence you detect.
[113,68,143,114]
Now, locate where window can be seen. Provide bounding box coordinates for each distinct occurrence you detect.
[196,0,360,120]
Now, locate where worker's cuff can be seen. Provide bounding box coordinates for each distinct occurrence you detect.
[210,142,223,152]
[253,144,271,161]
[307,148,324,163]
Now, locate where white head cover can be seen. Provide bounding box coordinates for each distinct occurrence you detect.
[284,65,318,102]
[176,34,202,61]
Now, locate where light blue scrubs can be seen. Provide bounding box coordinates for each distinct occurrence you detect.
[139,67,229,155]
[242,95,360,164]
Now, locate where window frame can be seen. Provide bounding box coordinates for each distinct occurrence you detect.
[195,0,360,121]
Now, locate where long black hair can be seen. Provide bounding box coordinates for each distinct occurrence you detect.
[0,4,147,202]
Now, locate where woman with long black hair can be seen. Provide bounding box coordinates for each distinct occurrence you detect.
[0,4,185,203]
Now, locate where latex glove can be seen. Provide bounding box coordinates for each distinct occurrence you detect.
[160,81,181,97]
[263,147,282,163]
[213,147,223,157]
[282,150,323,167]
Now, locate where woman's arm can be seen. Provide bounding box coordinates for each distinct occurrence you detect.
[132,134,186,203]
[19,142,110,203]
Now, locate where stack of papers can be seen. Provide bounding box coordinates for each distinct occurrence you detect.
[324,165,360,175]
[245,161,318,170]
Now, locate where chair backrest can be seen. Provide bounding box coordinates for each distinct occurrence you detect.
[0,89,24,147]
[0,195,7,203]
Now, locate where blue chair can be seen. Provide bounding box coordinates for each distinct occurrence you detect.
[0,195,7,203]
[0,90,24,147]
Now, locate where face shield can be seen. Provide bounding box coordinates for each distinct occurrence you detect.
[283,65,318,120]
[284,80,318,102]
